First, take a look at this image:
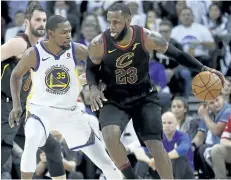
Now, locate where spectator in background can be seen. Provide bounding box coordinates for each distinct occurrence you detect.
[222,78,231,103]
[192,95,231,178]
[160,112,194,178]
[1,17,6,44]
[171,7,215,68]
[175,0,187,20]
[171,97,199,139]
[46,1,78,36]
[145,10,162,32]
[153,20,191,98]
[186,0,212,24]
[35,131,84,179]
[152,1,178,26]
[211,116,231,179]
[125,1,146,27]
[4,11,25,42]
[149,60,167,92]
[78,20,101,46]
[81,13,103,33]
[202,3,231,72]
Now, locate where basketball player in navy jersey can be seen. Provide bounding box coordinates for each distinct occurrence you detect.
[1,4,68,179]
[86,3,226,179]
[9,15,123,180]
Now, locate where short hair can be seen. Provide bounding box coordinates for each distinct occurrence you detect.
[180,7,193,16]
[108,3,131,16]
[15,10,24,16]
[25,3,45,20]
[159,20,173,29]
[46,15,68,31]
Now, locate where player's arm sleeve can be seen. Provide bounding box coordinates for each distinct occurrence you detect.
[164,43,205,72]
[175,134,191,157]
[144,28,206,72]
[86,36,104,88]
[86,57,101,87]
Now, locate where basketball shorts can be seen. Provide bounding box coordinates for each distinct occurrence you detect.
[26,103,93,150]
[99,91,163,141]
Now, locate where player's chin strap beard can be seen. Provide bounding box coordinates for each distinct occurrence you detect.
[114,24,128,42]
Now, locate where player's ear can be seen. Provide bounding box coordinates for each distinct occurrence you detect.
[127,15,131,24]
[48,30,54,38]
[24,18,30,27]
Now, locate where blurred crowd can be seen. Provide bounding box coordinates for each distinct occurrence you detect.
[1,0,231,179]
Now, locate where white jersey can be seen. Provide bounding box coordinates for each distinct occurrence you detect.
[27,41,81,108]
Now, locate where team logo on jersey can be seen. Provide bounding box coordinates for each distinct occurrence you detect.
[132,43,140,50]
[67,53,71,59]
[116,52,134,68]
[45,65,70,95]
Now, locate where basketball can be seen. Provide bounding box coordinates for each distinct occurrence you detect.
[192,71,222,101]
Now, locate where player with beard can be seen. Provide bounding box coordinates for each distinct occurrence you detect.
[1,4,67,179]
[9,15,123,180]
[86,3,225,179]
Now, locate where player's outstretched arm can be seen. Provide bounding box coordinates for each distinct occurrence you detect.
[1,38,27,61]
[143,28,225,86]
[9,47,37,128]
[86,34,107,112]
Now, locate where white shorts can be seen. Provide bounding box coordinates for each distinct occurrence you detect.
[26,103,92,149]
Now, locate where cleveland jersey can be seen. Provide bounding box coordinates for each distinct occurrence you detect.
[27,41,81,108]
[100,26,152,101]
[1,34,32,102]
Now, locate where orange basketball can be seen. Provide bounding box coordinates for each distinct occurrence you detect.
[192,71,222,101]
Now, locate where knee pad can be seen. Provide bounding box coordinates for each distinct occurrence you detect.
[40,135,65,177]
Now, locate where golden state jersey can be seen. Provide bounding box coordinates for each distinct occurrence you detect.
[27,41,81,108]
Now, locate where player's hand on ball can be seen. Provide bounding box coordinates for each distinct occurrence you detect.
[89,85,107,111]
[8,106,22,128]
[202,66,225,87]
[198,103,209,117]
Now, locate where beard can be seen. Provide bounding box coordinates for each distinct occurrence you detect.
[60,44,71,50]
[30,24,45,37]
[112,24,128,42]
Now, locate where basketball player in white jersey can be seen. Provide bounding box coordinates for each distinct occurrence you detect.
[9,15,123,179]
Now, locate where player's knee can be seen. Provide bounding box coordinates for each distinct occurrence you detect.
[102,125,121,144]
[144,139,165,154]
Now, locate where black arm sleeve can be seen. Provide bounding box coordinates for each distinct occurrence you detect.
[164,43,205,72]
[86,57,101,88]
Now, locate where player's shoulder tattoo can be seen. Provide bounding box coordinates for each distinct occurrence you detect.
[143,28,168,53]
[88,34,104,60]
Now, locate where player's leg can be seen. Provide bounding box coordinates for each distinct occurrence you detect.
[99,103,139,179]
[132,91,173,179]
[20,114,47,179]
[40,134,66,179]
[81,134,123,179]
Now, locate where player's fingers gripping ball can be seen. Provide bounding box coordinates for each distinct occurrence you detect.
[192,71,222,101]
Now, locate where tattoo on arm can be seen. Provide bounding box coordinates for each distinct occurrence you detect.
[145,30,168,53]
[88,35,104,64]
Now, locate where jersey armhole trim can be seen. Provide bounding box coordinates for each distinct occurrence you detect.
[33,46,40,72]
[71,42,78,66]
[140,27,150,55]
[102,32,107,59]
